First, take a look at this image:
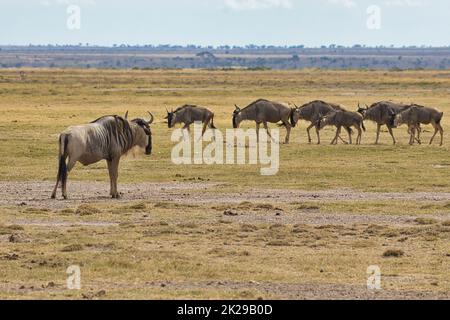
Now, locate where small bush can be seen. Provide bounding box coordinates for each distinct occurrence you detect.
[75,204,100,216]
[61,244,83,252]
[383,249,404,258]
[415,218,437,225]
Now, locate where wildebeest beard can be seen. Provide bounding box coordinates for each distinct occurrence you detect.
[232,113,239,128]
[167,113,174,128]
[131,118,152,155]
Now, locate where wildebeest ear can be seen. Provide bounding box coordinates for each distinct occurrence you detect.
[124,111,129,120]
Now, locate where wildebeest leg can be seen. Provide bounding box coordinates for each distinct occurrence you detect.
[208,121,216,142]
[375,124,381,145]
[408,126,416,145]
[438,123,444,146]
[283,121,291,144]
[182,124,191,141]
[315,125,321,145]
[62,157,77,200]
[107,158,120,199]
[429,121,444,146]
[263,122,276,143]
[387,126,396,145]
[343,127,352,145]
[332,126,341,145]
[256,123,260,143]
[356,125,362,145]
[306,124,314,144]
[51,154,68,199]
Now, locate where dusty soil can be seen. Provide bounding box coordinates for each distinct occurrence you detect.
[2,181,450,227]
[2,181,450,300]
[1,280,448,300]
[3,181,450,207]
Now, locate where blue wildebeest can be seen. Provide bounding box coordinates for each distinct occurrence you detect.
[165,105,216,138]
[233,99,293,144]
[318,110,366,145]
[394,104,444,146]
[290,100,348,144]
[51,112,154,199]
[357,101,416,145]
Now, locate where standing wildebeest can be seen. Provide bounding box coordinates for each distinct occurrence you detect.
[394,104,444,146]
[233,99,293,144]
[290,100,349,144]
[357,101,414,145]
[51,112,154,200]
[166,105,216,137]
[318,110,366,145]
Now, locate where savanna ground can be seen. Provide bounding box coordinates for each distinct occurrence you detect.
[1,68,450,299]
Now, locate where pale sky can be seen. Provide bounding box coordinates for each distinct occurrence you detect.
[1,0,449,47]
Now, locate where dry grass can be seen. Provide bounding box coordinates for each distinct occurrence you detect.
[1,68,450,299]
[0,68,450,191]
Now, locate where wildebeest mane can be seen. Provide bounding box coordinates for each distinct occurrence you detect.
[91,115,134,153]
[174,105,197,113]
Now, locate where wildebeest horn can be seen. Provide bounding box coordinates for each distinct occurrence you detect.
[234,104,241,112]
[147,112,154,125]
[293,103,299,109]
[124,111,129,120]
[165,107,169,113]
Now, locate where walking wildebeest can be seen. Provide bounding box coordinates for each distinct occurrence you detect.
[394,104,444,146]
[165,105,216,137]
[318,110,366,145]
[290,100,349,144]
[357,101,414,145]
[233,99,293,144]
[51,112,154,200]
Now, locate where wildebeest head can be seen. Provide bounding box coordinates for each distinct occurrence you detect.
[233,105,242,129]
[357,103,369,117]
[318,112,334,130]
[388,108,398,128]
[290,104,301,127]
[393,113,405,128]
[128,111,154,155]
[165,108,176,128]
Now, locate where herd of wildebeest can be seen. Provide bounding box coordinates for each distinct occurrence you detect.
[51,99,444,199]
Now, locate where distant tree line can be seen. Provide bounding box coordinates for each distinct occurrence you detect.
[1,45,450,70]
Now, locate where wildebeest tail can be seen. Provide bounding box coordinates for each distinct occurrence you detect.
[57,134,69,186]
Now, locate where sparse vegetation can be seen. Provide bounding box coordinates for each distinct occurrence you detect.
[1,68,450,299]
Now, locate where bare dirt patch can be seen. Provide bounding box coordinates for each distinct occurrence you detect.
[2,181,450,227]
[3,181,450,208]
